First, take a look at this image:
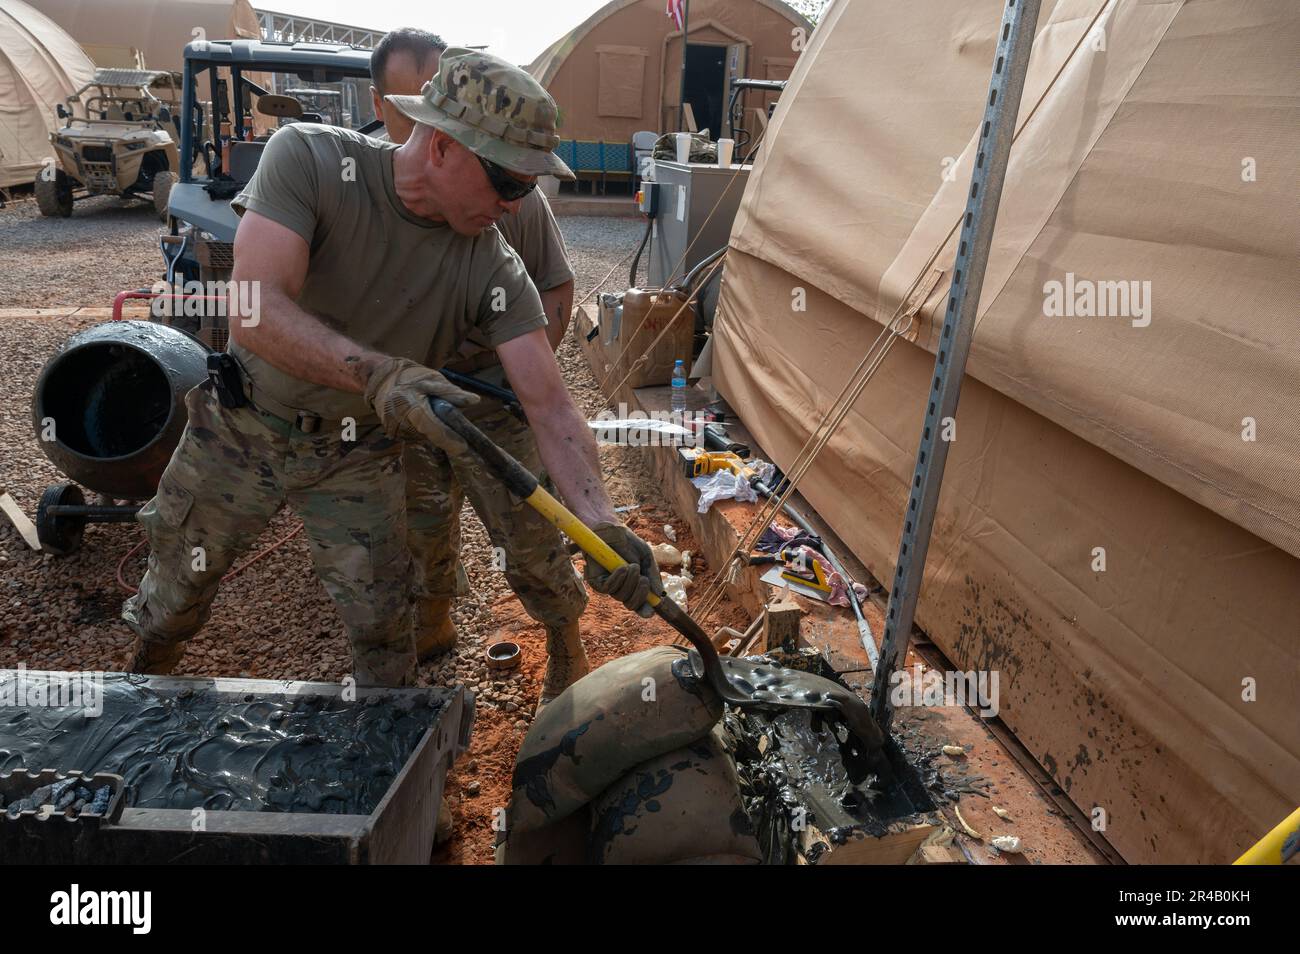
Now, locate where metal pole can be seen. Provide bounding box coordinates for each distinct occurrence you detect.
[677,0,690,131]
[869,0,1041,732]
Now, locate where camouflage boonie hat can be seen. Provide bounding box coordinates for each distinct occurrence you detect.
[387,47,574,180]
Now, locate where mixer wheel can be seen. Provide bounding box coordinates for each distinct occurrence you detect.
[36,482,87,556]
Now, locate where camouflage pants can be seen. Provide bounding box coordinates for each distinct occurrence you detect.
[404,397,587,630]
[122,382,416,686]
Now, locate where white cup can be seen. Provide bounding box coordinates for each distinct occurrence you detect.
[674,132,691,164]
[716,138,734,166]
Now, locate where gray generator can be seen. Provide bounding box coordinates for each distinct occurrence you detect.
[643,159,750,327]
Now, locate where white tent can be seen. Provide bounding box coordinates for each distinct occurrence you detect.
[26,0,261,73]
[0,0,94,189]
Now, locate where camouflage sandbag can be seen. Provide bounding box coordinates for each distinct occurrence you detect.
[507,645,722,833]
[587,728,761,865]
[495,806,589,865]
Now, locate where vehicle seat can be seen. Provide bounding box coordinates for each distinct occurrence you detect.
[228,140,267,184]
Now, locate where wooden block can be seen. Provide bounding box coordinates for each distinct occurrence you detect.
[0,493,40,550]
[763,598,803,652]
[915,844,965,865]
[803,821,936,865]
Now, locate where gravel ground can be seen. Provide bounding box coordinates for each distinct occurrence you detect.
[0,194,166,306]
[0,210,660,706]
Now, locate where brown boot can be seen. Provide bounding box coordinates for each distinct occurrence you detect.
[126,636,186,675]
[414,597,460,662]
[538,622,589,708]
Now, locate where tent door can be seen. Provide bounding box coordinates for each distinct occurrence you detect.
[723,43,746,138]
[682,43,727,136]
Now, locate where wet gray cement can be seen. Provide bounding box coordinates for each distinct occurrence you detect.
[717,656,934,865]
[0,675,442,815]
[675,651,886,751]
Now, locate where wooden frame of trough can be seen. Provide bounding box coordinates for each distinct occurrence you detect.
[0,671,474,865]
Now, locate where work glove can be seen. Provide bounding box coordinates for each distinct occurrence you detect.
[584,521,665,618]
[364,357,478,454]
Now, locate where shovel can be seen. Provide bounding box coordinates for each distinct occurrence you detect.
[429,399,885,750]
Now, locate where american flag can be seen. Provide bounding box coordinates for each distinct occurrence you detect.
[667,0,686,31]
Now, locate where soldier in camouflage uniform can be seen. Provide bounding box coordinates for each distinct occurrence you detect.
[369,28,588,703]
[121,49,663,688]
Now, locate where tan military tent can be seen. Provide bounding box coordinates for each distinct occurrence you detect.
[26,0,260,72]
[713,0,1299,863]
[0,0,94,188]
[529,0,810,142]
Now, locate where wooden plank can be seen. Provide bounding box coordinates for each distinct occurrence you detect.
[0,492,40,550]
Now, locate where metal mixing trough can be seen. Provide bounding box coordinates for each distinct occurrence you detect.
[29,320,208,553]
[0,671,474,864]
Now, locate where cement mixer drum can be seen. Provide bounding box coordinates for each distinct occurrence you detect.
[31,320,210,501]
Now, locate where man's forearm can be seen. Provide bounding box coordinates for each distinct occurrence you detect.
[540,279,574,352]
[531,397,617,526]
[228,283,385,393]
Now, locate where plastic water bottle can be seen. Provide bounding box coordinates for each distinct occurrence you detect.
[671,360,687,423]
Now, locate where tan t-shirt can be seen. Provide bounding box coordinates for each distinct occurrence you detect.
[230,123,546,421]
[447,188,573,374]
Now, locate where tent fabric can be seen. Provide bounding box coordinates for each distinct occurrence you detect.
[26,0,260,72]
[0,0,94,188]
[529,0,811,142]
[712,0,1300,863]
[727,0,1300,557]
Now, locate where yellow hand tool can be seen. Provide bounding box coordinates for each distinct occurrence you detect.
[679,448,753,480]
[429,398,885,750]
[748,548,833,594]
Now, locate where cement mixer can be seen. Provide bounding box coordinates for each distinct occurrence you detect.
[30,320,208,554]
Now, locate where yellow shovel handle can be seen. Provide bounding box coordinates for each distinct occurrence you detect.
[524,485,662,609]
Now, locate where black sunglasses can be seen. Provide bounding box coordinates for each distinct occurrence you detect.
[477,154,537,202]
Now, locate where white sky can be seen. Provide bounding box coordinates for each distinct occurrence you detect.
[265,1,619,67]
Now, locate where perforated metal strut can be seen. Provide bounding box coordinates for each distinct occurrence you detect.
[869,0,1042,732]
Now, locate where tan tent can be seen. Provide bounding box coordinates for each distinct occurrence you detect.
[26,0,259,72]
[713,0,1300,863]
[0,0,94,188]
[530,0,810,144]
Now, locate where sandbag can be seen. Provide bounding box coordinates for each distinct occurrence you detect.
[587,728,761,865]
[507,646,722,832]
[495,807,589,865]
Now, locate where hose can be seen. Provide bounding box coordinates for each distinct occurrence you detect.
[628,216,653,288]
[678,244,728,295]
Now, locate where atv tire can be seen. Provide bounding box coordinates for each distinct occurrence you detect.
[152,170,175,222]
[34,168,73,217]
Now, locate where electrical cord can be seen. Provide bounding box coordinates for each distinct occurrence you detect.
[628,216,653,288]
[116,524,304,595]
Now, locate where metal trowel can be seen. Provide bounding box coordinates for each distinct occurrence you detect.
[428,399,886,751]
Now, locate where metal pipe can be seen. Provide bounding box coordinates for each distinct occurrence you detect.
[869,0,1042,732]
[676,0,691,132]
[43,505,140,521]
